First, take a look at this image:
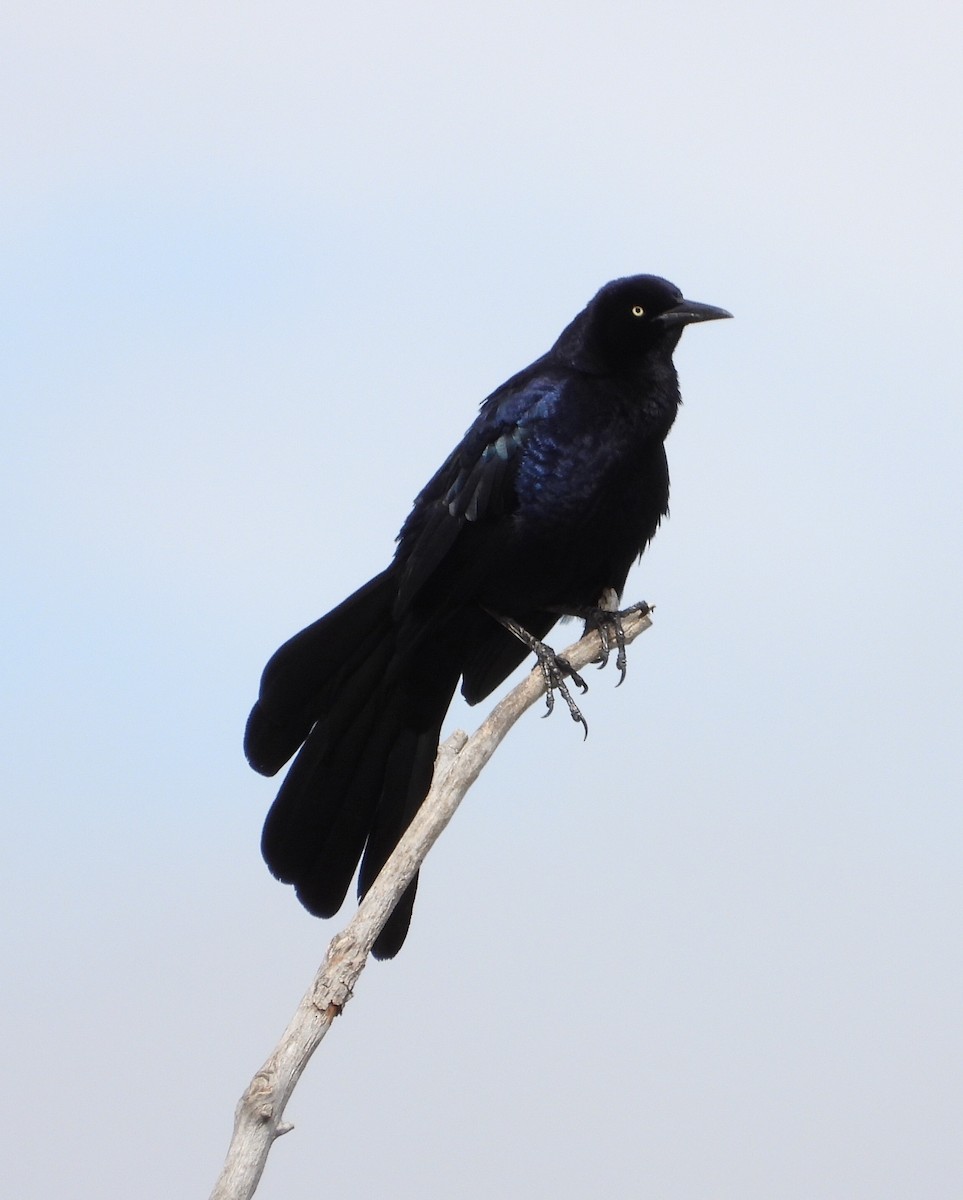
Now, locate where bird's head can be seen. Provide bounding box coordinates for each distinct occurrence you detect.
[558,274,732,371]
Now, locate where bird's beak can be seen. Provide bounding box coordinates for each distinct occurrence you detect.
[657,299,733,328]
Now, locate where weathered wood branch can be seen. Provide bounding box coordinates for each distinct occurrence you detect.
[209,606,653,1200]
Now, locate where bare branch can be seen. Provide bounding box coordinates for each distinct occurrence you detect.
[209,606,653,1200]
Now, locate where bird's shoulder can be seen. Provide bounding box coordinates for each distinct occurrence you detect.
[412,363,566,524]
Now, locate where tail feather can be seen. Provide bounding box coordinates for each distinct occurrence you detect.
[250,565,462,957]
[291,692,405,917]
[245,568,398,776]
[261,635,400,913]
[361,723,447,959]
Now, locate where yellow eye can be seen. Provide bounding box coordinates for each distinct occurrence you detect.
[631,304,645,317]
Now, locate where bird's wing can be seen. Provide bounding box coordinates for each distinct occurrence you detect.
[393,372,562,609]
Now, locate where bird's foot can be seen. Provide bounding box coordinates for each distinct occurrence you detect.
[488,611,589,736]
[531,641,589,735]
[564,593,652,686]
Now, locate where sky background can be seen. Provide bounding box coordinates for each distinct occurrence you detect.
[4,3,963,1197]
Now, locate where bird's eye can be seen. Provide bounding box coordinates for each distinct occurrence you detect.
[631,304,645,317]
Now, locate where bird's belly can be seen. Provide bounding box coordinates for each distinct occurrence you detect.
[478,482,664,612]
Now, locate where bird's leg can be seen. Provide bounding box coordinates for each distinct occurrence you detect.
[487,611,589,736]
[551,591,652,686]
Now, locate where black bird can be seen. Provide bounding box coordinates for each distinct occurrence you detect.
[245,274,730,957]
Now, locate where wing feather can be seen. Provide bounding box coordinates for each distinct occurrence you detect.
[393,375,562,609]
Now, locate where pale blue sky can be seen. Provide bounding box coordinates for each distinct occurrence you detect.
[3,4,963,1197]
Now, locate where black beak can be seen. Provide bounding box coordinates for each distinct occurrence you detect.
[656,298,733,328]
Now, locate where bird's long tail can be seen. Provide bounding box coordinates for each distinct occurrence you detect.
[244,566,461,958]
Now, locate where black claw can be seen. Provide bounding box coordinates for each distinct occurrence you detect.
[531,643,588,732]
[486,609,591,735]
[574,599,651,686]
[558,658,588,694]
[594,622,612,670]
[613,621,628,686]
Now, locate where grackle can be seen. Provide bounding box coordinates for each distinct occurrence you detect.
[245,274,731,957]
